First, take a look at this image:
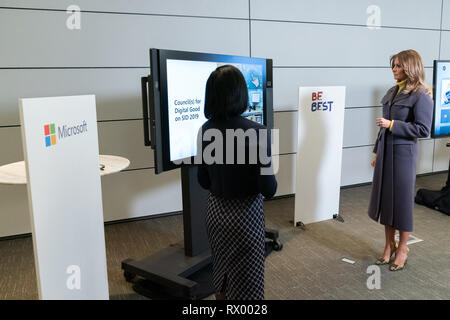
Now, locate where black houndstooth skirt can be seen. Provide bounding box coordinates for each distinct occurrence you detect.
[205,193,265,300]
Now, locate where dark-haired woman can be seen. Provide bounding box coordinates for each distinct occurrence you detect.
[197,65,277,299]
[369,50,433,271]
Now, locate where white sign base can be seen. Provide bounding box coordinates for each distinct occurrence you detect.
[294,87,346,226]
[20,95,109,299]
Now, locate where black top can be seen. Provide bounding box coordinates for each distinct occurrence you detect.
[197,115,278,199]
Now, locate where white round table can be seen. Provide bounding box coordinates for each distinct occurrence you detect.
[0,155,130,185]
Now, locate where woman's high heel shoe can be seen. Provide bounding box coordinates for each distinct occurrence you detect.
[389,260,407,271]
[389,246,409,271]
[375,242,398,265]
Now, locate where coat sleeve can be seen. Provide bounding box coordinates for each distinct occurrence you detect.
[196,125,211,190]
[391,93,433,139]
[197,163,211,190]
[257,129,277,199]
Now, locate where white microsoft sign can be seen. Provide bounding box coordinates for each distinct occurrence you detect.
[19,95,109,300]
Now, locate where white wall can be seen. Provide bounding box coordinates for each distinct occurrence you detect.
[0,0,448,237]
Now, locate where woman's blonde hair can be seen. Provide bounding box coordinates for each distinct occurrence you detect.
[390,49,432,96]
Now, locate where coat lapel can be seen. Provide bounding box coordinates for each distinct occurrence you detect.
[381,86,397,106]
[392,89,412,105]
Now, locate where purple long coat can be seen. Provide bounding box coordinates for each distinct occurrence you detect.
[368,85,433,232]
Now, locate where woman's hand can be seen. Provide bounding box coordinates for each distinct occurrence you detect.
[371,154,376,168]
[376,117,391,128]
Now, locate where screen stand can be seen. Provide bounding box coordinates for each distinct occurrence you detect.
[121,165,213,299]
[121,166,282,299]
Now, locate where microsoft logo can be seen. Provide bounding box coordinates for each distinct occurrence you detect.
[43,121,88,148]
[44,123,57,147]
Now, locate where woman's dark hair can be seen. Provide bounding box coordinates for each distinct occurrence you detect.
[204,65,248,120]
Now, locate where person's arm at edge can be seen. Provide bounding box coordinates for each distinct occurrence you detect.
[196,125,211,190]
[258,128,277,199]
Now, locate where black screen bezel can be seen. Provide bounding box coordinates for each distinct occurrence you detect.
[431,60,450,139]
[150,49,269,174]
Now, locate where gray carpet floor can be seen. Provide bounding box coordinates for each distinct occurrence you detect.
[0,173,449,300]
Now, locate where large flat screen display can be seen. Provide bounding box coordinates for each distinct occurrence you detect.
[145,49,273,174]
[432,60,450,138]
[166,59,264,161]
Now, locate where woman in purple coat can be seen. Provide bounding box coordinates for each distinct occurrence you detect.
[368,50,433,271]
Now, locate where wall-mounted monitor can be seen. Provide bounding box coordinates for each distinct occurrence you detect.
[432,60,450,138]
[142,49,273,174]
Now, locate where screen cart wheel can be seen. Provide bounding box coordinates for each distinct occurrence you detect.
[265,228,283,254]
[273,240,283,251]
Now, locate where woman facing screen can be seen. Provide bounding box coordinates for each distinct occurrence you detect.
[197,65,277,300]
